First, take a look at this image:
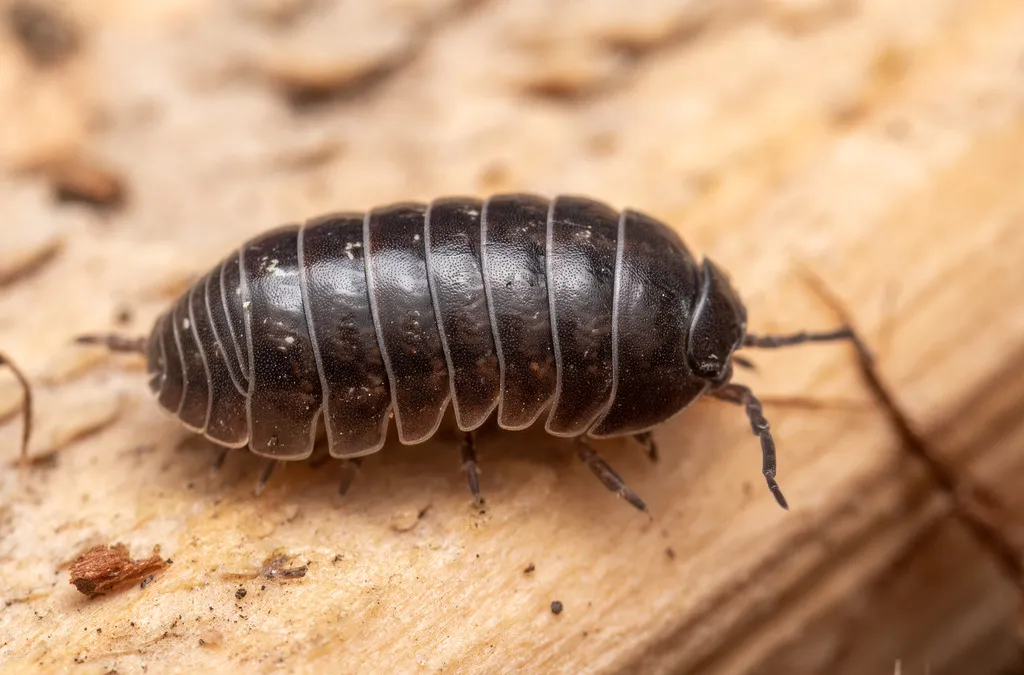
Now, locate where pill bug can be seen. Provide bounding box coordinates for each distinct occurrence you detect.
[69,193,857,511]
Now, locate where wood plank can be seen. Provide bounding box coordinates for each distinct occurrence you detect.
[2,0,1024,673]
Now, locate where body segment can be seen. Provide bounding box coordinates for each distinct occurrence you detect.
[545,195,620,436]
[240,225,323,460]
[298,214,392,458]
[480,194,559,430]
[364,203,452,445]
[423,197,500,432]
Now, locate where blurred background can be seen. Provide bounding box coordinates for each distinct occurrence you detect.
[2,1,1024,673]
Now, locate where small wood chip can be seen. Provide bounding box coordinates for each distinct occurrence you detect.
[69,543,171,598]
[261,552,307,580]
[6,0,81,68]
[197,627,224,647]
[45,155,127,210]
[389,509,420,533]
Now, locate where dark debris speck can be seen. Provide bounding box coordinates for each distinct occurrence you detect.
[235,587,247,600]
[550,601,563,615]
[6,0,81,67]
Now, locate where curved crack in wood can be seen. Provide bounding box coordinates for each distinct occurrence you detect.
[0,237,62,290]
[282,0,493,109]
[518,0,858,103]
[800,267,1024,594]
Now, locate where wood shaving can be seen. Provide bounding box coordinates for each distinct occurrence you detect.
[260,551,307,579]
[69,543,171,598]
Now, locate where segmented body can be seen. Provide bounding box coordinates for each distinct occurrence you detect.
[145,193,740,461]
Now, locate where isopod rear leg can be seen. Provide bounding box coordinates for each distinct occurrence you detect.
[633,432,658,463]
[577,439,648,514]
[713,383,788,510]
[460,431,482,505]
[337,457,363,497]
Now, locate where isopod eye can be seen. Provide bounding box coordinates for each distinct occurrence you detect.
[687,259,746,382]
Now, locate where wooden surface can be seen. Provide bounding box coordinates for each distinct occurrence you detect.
[2,0,1024,673]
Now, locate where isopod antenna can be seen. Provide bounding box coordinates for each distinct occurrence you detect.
[713,325,866,509]
[743,326,858,351]
[74,333,148,355]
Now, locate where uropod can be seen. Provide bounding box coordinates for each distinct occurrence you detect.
[71,193,859,511]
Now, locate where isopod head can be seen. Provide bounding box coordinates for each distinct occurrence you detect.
[687,259,748,387]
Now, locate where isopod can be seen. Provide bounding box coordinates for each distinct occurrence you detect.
[66,193,858,511]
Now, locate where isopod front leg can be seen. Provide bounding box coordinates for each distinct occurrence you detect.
[633,432,658,463]
[460,431,482,505]
[576,439,649,514]
[713,383,788,510]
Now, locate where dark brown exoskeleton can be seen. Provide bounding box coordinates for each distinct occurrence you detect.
[77,194,857,512]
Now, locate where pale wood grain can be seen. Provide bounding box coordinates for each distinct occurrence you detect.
[1,1,1024,674]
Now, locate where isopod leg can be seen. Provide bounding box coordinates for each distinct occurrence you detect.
[460,431,482,505]
[213,447,230,471]
[254,459,278,496]
[337,457,363,497]
[712,383,788,510]
[633,432,658,463]
[732,355,757,371]
[577,440,648,514]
